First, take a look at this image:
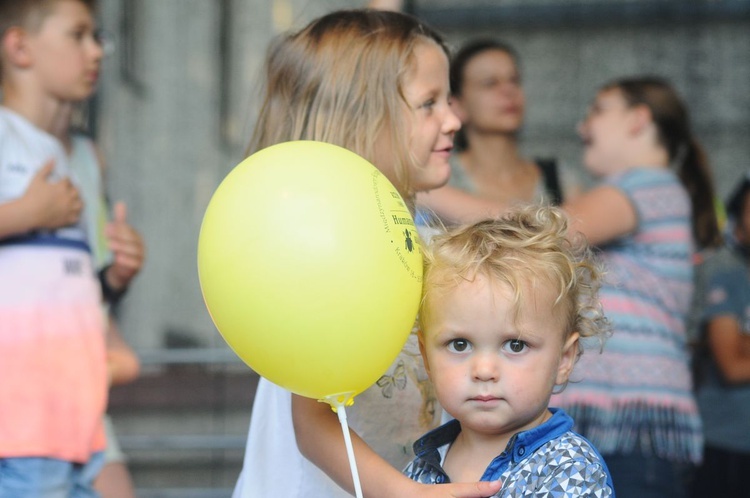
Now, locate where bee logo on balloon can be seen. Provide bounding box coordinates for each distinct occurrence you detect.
[404,229,414,253]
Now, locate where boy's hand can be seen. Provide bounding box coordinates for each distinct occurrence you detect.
[104,202,145,291]
[25,160,83,229]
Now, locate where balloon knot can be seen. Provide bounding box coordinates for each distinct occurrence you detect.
[320,392,356,412]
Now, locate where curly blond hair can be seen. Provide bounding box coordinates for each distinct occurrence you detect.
[420,205,610,361]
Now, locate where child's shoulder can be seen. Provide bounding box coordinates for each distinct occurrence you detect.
[0,107,13,134]
[499,430,613,497]
[0,106,39,139]
[546,430,608,467]
[604,166,678,191]
[519,412,607,472]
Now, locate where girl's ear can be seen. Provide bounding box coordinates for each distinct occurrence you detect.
[2,27,33,69]
[555,331,580,385]
[628,103,654,137]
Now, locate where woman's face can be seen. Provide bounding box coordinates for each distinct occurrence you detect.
[451,49,525,136]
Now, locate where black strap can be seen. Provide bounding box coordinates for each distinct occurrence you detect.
[536,158,563,205]
[98,264,128,306]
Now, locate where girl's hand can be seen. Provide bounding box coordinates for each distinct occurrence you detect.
[414,481,502,498]
[104,202,145,291]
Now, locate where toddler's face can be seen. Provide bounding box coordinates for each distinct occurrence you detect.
[420,274,578,440]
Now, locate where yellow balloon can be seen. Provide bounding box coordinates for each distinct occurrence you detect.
[197,141,423,403]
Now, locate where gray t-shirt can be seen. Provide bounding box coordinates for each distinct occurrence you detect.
[696,246,750,453]
[447,154,579,206]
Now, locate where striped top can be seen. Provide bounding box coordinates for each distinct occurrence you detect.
[552,167,702,464]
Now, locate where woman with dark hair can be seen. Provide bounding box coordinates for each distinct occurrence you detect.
[417,38,581,224]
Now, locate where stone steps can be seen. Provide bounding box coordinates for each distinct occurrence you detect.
[107,361,259,496]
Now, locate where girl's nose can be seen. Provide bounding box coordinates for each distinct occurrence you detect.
[89,38,104,61]
[498,80,521,96]
[442,106,461,135]
[577,120,588,140]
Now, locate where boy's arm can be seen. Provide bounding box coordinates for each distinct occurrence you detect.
[105,314,140,386]
[0,160,82,238]
[101,201,145,296]
[292,394,501,498]
[90,143,144,297]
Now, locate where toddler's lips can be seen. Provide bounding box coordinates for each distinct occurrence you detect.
[471,394,501,402]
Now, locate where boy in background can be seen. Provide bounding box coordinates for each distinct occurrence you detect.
[0,1,142,496]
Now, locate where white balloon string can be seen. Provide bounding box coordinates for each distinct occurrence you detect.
[336,403,363,498]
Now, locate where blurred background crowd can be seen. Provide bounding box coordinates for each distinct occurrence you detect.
[15,0,750,496]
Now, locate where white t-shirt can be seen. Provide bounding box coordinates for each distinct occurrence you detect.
[0,107,88,244]
[232,331,440,498]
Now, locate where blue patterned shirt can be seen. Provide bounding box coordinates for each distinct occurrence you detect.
[404,408,615,497]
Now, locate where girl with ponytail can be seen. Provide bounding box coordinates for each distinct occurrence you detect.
[551,76,720,497]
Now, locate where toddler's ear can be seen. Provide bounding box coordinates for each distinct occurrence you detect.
[555,332,580,385]
[2,27,33,69]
